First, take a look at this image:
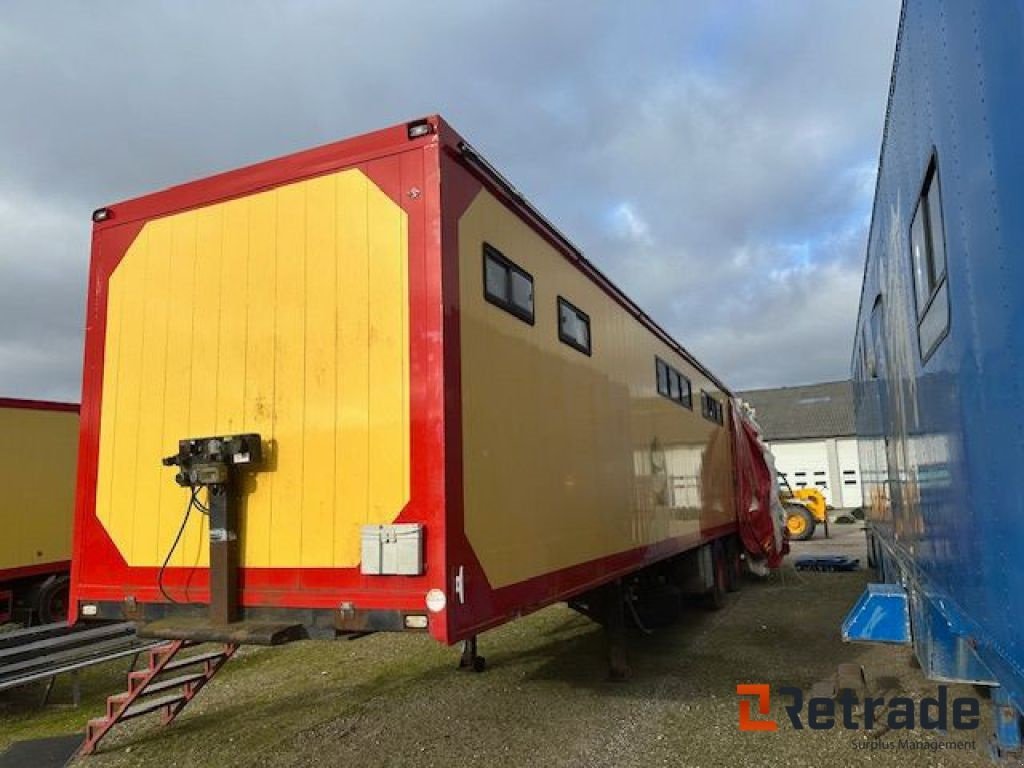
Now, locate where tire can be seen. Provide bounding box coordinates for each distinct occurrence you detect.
[725,538,743,592]
[36,575,70,625]
[785,505,816,541]
[705,543,728,610]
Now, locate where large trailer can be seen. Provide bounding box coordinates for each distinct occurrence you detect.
[70,117,779,658]
[0,398,79,624]
[844,0,1024,757]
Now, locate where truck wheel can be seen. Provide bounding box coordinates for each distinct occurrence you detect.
[725,538,743,592]
[705,543,728,610]
[36,575,70,624]
[786,506,816,541]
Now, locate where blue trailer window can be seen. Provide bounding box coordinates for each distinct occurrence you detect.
[910,156,950,361]
[483,243,534,324]
[558,297,591,355]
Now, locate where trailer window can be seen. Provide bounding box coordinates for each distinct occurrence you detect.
[678,374,692,408]
[654,357,693,408]
[656,358,670,396]
[910,155,949,362]
[701,391,724,425]
[483,243,534,324]
[558,297,591,355]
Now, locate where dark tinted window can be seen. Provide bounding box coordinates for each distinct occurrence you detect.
[483,243,534,324]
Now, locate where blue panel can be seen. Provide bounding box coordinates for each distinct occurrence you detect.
[850,0,1024,732]
[909,587,995,685]
[992,688,1023,756]
[842,583,910,645]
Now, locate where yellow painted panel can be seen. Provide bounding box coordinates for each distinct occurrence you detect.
[301,175,338,567]
[96,167,410,568]
[0,407,78,572]
[459,189,735,589]
[334,172,371,565]
[157,214,202,568]
[131,220,172,566]
[367,175,410,525]
[270,182,306,568]
[240,192,277,567]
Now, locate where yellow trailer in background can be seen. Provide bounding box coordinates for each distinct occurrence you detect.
[0,398,79,623]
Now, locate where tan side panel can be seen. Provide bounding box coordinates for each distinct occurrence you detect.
[95,168,410,568]
[459,191,734,589]
[0,408,78,571]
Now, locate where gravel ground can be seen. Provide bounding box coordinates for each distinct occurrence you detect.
[0,523,994,766]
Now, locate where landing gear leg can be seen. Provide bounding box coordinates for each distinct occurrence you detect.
[607,579,630,682]
[459,635,486,673]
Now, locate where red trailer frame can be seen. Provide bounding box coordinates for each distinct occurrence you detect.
[70,116,743,646]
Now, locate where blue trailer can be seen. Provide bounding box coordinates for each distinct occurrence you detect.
[844,0,1024,758]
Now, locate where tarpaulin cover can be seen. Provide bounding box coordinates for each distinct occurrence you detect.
[730,400,788,568]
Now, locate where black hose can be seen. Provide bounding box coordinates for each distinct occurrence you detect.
[156,487,199,605]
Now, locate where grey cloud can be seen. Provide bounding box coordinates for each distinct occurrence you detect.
[0,1,899,401]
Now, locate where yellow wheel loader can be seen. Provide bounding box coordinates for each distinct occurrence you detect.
[779,473,828,541]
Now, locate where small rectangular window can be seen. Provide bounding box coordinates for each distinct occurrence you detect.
[557,297,591,355]
[654,357,693,409]
[678,375,692,409]
[700,391,724,425]
[483,243,534,324]
[909,155,950,362]
[668,369,681,400]
[656,358,670,397]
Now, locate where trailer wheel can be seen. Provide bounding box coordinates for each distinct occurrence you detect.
[36,575,70,625]
[705,543,728,610]
[785,505,816,541]
[725,538,743,592]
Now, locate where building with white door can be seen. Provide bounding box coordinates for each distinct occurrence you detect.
[738,380,862,510]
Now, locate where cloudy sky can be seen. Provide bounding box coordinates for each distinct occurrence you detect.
[0,2,900,401]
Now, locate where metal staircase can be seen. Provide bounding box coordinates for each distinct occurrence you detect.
[80,639,238,756]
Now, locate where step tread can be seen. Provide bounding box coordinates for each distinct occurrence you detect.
[122,693,185,719]
[159,650,226,673]
[140,672,207,696]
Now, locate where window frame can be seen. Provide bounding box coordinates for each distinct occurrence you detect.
[482,242,535,325]
[654,356,693,409]
[908,152,951,363]
[701,390,724,425]
[655,357,670,397]
[557,296,592,356]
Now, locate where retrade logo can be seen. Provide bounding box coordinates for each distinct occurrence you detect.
[737,684,777,731]
[736,683,980,733]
